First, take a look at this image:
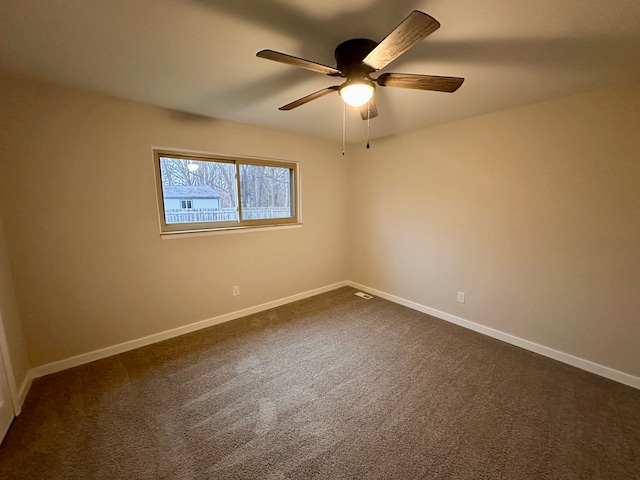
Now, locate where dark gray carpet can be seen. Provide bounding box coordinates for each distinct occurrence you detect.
[1,287,639,479]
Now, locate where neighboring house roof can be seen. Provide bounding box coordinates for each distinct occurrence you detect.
[163,185,220,199]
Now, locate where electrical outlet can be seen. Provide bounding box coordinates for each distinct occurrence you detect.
[232,286,240,296]
[457,292,466,303]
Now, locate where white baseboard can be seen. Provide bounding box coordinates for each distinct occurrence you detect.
[15,371,32,415]
[347,281,640,390]
[26,279,640,392]
[30,281,348,379]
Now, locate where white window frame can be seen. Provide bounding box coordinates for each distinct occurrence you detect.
[153,148,301,235]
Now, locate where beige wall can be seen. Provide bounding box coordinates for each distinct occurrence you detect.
[348,85,640,377]
[0,213,30,392]
[1,70,638,380]
[0,73,348,367]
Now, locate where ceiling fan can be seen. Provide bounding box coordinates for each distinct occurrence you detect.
[256,10,464,120]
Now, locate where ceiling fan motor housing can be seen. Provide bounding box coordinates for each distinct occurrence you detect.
[334,38,378,78]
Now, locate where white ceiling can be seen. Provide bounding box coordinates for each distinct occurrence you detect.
[1,0,639,143]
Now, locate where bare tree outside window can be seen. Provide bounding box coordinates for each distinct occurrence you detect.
[239,164,292,219]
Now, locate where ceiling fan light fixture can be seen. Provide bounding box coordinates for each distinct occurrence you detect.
[339,81,374,107]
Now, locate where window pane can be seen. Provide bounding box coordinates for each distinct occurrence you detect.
[159,156,238,224]
[239,164,293,220]
[154,149,299,233]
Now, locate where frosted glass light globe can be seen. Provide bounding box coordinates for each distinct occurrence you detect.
[339,83,374,107]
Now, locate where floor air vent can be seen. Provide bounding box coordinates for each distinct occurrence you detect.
[354,292,373,300]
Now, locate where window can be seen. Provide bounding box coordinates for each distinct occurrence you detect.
[153,149,300,234]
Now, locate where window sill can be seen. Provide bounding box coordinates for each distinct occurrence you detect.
[160,223,303,240]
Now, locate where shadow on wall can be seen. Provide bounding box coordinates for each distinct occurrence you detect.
[163,109,221,124]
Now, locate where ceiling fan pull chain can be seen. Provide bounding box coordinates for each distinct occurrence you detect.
[366,100,371,149]
[342,101,346,155]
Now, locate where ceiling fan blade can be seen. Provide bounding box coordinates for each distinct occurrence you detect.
[279,86,340,110]
[257,50,342,76]
[377,73,464,92]
[359,96,379,120]
[362,11,440,72]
